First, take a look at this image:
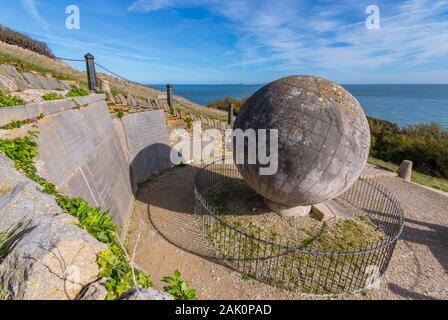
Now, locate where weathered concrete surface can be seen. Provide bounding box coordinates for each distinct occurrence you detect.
[311,199,354,222]
[0,94,105,127]
[0,153,105,300]
[34,96,134,228]
[361,163,398,179]
[234,75,371,208]
[0,64,69,93]
[122,110,172,192]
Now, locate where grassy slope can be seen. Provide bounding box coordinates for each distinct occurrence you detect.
[368,157,448,192]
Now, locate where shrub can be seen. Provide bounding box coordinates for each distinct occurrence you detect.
[0,24,55,58]
[42,92,64,101]
[68,87,89,97]
[206,97,248,115]
[368,117,448,178]
[0,90,25,107]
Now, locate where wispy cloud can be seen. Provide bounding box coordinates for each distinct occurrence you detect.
[21,0,48,30]
[128,0,448,81]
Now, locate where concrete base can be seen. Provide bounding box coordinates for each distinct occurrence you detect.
[311,199,355,222]
[264,199,311,218]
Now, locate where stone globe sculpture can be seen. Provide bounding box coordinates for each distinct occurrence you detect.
[233,75,371,217]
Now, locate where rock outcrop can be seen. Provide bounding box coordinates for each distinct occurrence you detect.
[0,153,105,300]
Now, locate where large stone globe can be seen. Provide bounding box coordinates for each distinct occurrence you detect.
[233,75,371,214]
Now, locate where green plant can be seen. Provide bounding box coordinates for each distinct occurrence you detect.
[368,117,448,178]
[184,117,193,129]
[0,220,27,262]
[162,270,197,300]
[98,248,152,300]
[67,87,89,97]
[207,97,248,115]
[42,92,64,101]
[0,132,153,300]
[114,108,129,119]
[1,113,44,130]
[0,90,25,107]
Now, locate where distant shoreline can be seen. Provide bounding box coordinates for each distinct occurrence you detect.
[149,84,448,129]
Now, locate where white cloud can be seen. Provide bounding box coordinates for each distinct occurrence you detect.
[128,0,448,81]
[21,0,48,31]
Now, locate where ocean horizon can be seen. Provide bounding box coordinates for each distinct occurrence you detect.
[150,84,448,129]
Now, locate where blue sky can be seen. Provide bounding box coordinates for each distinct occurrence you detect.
[1,0,447,84]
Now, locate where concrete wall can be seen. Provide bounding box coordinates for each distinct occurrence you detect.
[34,95,134,229]
[1,94,171,233]
[121,110,172,192]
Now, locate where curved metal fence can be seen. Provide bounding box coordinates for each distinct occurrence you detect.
[193,162,404,295]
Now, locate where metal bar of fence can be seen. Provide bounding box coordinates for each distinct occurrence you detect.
[193,161,404,295]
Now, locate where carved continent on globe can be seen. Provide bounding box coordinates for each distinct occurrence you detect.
[233,75,371,214]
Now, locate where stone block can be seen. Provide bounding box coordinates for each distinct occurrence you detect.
[311,199,354,222]
[21,73,43,89]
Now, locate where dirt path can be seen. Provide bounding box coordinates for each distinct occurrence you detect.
[128,167,448,300]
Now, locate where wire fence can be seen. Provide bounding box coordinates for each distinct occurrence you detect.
[55,55,144,87]
[193,161,405,295]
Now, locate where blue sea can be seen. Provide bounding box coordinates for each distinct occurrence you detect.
[150,84,448,128]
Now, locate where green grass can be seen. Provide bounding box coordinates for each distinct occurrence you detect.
[0,90,25,107]
[42,92,64,101]
[0,50,75,81]
[368,157,448,192]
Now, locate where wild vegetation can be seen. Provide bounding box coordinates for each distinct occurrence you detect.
[206,96,248,115]
[0,132,184,300]
[67,87,89,97]
[1,113,44,130]
[0,90,25,107]
[0,24,55,58]
[162,270,197,300]
[42,92,64,101]
[368,117,448,178]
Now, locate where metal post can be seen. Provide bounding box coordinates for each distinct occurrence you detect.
[84,53,97,91]
[166,84,173,109]
[228,103,234,125]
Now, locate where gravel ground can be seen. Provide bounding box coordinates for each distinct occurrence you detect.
[128,167,448,300]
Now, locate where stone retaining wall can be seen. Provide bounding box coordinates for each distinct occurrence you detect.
[121,110,172,192]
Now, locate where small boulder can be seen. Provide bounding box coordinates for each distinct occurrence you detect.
[121,288,174,300]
